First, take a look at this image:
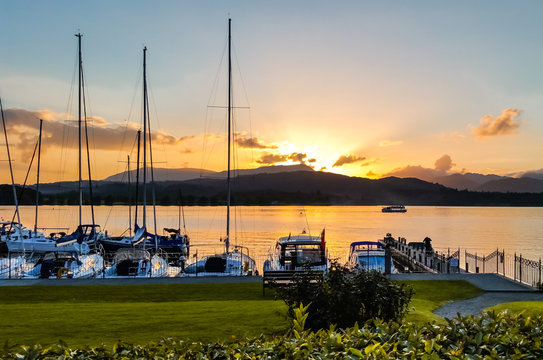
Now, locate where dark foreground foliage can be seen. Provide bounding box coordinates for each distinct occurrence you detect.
[275,264,413,330]
[1,308,542,359]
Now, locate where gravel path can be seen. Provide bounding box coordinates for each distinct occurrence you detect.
[434,292,543,319]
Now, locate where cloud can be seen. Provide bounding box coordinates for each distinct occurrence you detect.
[434,154,455,172]
[471,108,521,138]
[379,140,403,147]
[307,158,317,163]
[360,158,378,167]
[2,108,193,156]
[288,152,307,164]
[256,153,289,165]
[234,132,277,149]
[333,154,366,167]
[256,152,308,165]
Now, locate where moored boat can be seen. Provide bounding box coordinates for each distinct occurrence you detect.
[263,229,329,272]
[348,241,389,273]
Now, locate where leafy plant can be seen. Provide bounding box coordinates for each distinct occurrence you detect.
[274,262,413,330]
[1,310,542,359]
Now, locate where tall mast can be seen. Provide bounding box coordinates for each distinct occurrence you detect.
[127,154,131,237]
[134,130,141,230]
[34,119,43,234]
[76,33,83,226]
[226,18,232,253]
[142,47,148,240]
[0,98,22,229]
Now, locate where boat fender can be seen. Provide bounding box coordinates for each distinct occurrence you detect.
[57,267,70,279]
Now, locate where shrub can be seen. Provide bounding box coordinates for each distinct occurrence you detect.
[274,263,413,330]
[2,310,543,359]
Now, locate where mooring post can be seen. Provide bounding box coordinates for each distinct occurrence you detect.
[519,254,523,283]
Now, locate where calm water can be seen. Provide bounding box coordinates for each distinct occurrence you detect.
[2,205,542,267]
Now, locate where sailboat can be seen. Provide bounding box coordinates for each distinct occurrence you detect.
[12,34,107,278]
[183,19,255,277]
[104,46,168,278]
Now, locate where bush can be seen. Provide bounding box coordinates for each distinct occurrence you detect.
[274,263,413,330]
[2,310,543,359]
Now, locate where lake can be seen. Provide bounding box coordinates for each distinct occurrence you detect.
[1,205,542,269]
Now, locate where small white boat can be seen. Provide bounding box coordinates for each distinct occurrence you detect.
[5,228,90,254]
[381,205,407,213]
[23,252,103,279]
[183,248,255,276]
[105,248,168,278]
[263,229,329,272]
[348,241,388,273]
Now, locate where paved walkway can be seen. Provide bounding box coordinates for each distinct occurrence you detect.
[389,273,535,292]
[435,291,543,319]
[390,273,542,318]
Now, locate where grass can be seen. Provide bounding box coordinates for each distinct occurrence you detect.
[0,280,483,347]
[401,280,484,324]
[485,301,543,316]
[0,283,289,347]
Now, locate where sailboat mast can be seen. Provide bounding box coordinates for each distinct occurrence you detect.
[0,98,22,228]
[34,119,43,234]
[76,33,83,226]
[226,18,232,252]
[127,154,131,237]
[134,130,141,230]
[142,47,148,243]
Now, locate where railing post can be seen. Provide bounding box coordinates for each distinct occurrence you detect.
[539,258,541,287]
[475,252,478,273]
[496,248,499,274]
[519,254,522,283]
[513,251,517,281]
[483,255,485,273]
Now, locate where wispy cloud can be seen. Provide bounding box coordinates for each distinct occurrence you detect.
[332,154,366,167]
[379,140,403,147]
[471,108,521,138]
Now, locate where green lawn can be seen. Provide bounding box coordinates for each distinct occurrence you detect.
[0,280,483,347]
[0,283,289,347]
[485,301,543,316]
[401,280,484,324]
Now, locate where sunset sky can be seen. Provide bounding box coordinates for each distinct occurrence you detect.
[1,1,542,184]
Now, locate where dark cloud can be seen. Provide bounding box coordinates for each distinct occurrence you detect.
[307,158,317,163]
[2,108,193,155]
[256,153,288,164]
[288,152,307,164]
[234,132,277,149]
[471,108,521,138]
[256,152,308,165]
[333,154,366,167]
[434,154,455,172]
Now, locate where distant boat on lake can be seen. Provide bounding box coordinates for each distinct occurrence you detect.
[382,205,407,213]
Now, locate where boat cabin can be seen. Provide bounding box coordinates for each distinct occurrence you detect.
[278,240,327,270]
[349,241,387,272]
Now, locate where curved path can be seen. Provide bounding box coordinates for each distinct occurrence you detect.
[434,291,543,319]
[389,273,543,318]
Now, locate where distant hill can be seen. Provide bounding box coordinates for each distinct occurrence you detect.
[102,164,314,183]
[476,177,543,193]
[434,173,509,191]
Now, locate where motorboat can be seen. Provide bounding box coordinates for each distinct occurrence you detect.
[23,252,103,279]
[104,248,168,277]
[348,241,388,273]
[4,227,90,254]
[381,205,407,213]
[263,229,329,272]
